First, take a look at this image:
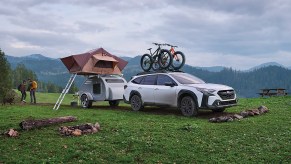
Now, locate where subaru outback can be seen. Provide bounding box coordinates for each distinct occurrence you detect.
[123,72,237,116]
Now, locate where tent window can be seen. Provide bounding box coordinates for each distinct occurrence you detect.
[95,60,113,68]
[93,83,101,94]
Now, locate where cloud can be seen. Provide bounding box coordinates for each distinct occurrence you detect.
[0,0,291,68]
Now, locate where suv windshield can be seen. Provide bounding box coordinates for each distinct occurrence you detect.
[170,73,205,84]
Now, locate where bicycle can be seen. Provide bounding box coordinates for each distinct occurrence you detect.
[140,43,172,72]
[165,43,185,70]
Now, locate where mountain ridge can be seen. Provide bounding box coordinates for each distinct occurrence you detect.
[6,54,291,98]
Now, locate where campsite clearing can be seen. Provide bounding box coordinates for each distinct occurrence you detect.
[0,92,290,163]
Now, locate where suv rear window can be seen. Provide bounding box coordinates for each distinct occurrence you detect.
[131,76,144,84]
[140,75,157,85]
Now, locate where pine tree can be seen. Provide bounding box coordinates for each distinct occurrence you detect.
[0,49,12,100]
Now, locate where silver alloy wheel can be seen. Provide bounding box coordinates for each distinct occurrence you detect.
[130,95,142,111]
[81,94,89,108]
[180,96,197,117]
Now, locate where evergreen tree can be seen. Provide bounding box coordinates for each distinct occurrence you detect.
[12,63,38,88]
[0,49,12,100]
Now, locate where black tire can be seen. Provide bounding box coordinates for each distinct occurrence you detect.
[109,100,120,107]
[81,94,92,108]
[130,95,143,111]
[172,51,185,70]
[158,49,173,69]
[152,55,160,71]
[212,108,225,113]
[140,54,153,72]
[180,96,198,117]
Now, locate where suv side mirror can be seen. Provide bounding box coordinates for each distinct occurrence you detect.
[164,82,175,87]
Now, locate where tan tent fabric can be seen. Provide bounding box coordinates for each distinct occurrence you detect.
[60,48,128,75]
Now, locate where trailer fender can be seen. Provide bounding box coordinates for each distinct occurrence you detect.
[80,92,93,101]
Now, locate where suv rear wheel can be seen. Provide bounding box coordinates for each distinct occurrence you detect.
[81,94,92,108]
[130,95,143,111]
[180,96,198,117]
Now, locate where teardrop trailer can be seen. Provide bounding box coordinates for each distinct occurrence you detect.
[53,48,128,110]
[78,74,127,108]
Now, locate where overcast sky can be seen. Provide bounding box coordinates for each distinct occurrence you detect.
[1,0,291,70]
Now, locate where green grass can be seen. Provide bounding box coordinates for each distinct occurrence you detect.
[0,92,291,163]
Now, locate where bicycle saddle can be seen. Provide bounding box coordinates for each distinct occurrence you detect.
[147,48,152,51]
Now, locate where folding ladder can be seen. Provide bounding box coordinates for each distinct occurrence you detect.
[53,73,77,110]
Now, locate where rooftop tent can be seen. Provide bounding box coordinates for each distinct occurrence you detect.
[60,48,128,75]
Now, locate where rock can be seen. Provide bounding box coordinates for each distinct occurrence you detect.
[233,114,243,120]
[247,110,255,116]
[252,109,260,115]
[94,122,101,130]
[6,129,19,137]
[72,129,82,136]
[209,118,217,123]
[240,111,249,118]
[258,106,269,114]
[92,127,98,133]
[227,117,234,122]
[217,116,230,122]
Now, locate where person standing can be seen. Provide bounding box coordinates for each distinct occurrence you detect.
[19,80,27,103]
[28,78,37,104]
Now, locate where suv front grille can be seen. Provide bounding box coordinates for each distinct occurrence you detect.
[220,100,237,106]
[218,90,235,100]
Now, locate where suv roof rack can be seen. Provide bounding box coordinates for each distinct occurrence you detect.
[136,69,184,76]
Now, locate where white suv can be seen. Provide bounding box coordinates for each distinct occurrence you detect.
[123,72,237,116]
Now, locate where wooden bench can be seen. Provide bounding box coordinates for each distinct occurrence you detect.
[258,88,288,97]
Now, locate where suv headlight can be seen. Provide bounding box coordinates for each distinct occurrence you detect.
[196,88,216,96]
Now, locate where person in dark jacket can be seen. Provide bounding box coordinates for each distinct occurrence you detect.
[20,80,27,103]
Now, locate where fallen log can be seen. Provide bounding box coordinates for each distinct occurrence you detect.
[19,116,77,130]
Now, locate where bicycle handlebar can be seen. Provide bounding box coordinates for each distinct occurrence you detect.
[165,43,178,48]
[152,42,178,48]
[152,42,166,46]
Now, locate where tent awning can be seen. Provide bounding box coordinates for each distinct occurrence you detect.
[60,48,128,75]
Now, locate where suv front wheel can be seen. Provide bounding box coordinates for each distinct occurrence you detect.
[130,95,143,111]
[180,96,198,117]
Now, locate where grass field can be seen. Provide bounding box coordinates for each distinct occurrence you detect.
[0,92,291,163]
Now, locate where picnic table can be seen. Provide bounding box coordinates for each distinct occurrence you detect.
[258,88,288,97]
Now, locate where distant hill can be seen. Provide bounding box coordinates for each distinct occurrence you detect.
[195,66,225,72]
[6,54,85,87]
[6,54,291,98]
[247,62,286,71]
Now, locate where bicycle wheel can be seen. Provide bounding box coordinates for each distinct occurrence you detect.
[172,51,185,70]
[158,49,172,70]
[140,54,153,72]
[152,55,160,71]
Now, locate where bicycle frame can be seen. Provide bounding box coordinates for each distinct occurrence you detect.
[167,44,179,60]
[148,43,162,56]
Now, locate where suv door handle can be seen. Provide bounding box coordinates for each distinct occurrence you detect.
[138,87,142,89]
[154,88,159,90]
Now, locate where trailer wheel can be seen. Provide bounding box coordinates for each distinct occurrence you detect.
[81,94,92,108]
[109,100,119,107]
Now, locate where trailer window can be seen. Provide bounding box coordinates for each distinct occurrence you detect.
[93,83,101,94]
[105,79,124,83]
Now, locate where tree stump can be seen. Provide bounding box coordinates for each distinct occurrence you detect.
[19,116,77,130]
